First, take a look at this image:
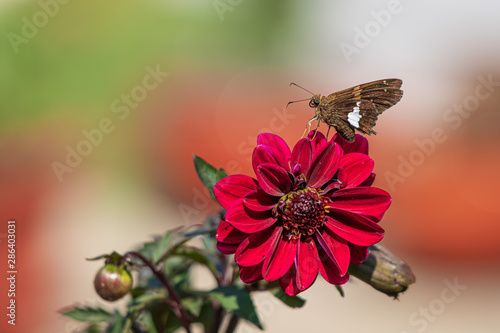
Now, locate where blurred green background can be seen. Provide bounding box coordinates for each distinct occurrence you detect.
[1,1,499,332]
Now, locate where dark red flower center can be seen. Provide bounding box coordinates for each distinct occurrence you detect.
[273,188,331,241]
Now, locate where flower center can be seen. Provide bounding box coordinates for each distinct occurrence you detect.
[274,188,331,240]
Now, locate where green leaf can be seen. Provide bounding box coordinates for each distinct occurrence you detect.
[271,288,306,308]
[335,285,345,297]
[130,286,148,299]
[196,302,216,333]
[136,311,159,333]
[172,246,220,282]
[148,301,172,333]
[79,324,102,333]
[141,241,158,260]
[61,306,111,322]
[193,155,227,201]
[140,226,203,264]
[209,286,263,330]
[181,297,203,317]
[164,313,182,333]
[135,292,169,305]
[109,311,125,333]
[153,232,173,264]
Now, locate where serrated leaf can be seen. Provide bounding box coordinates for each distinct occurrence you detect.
[271,288,306,308]
[209,286,263,330]
[61,306,111,322]
[193,155,227,201]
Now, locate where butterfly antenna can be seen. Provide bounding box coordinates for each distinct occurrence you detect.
[289,82,315,95]
[286,98,310,108]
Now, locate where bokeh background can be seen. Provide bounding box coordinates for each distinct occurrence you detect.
[1,0,499,332]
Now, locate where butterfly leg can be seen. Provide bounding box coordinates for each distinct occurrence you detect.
[326,126,331,140]
[310,121,321,140]
[302,116,318,138]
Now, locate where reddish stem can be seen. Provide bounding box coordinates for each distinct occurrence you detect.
[122,251,192,333]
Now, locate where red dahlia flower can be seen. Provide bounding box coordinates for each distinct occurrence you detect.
[213,132,391,296]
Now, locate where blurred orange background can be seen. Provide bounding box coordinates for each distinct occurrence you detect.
[0,0,499,332]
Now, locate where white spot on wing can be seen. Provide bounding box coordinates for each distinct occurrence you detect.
[348,101,362,128]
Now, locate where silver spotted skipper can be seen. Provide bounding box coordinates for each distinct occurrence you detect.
[288,79,403,142]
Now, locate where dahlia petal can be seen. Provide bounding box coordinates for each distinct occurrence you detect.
[307,130,327,152]
[243,189,278,212]
[217,242,239,255]
[321,179,342,194]
[263,235,297,281]
[325,212,384,246]
[315,229,350,276]
[290,138,313,176]
[333,133,369,155]
[295,240,319,291]
[225,198,277,233]
[216,220,249,244]
[359,173,376,187]
[317,244,350,285]
[235,225,281,266]
[257,133,291,168]
[349,243,369,265]
[256,164,292,196]
[214,175,258,210]
[279,265,301,296]
[329,187,391,221]
[336,168,348,188]
[252,145,281,174]
[307,142,342,188]
[239,263,264,283]
[339,153,374,188]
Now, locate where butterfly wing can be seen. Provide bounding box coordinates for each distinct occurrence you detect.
[323,100,378,142]
[327,78,403,115]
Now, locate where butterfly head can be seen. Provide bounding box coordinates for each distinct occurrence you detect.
[309,95,322,108]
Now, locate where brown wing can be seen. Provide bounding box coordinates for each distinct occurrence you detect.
[326,78,403,115]
[321,100,378,142]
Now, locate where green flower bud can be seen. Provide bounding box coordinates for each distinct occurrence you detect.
[348,244,415,298]
[94,264,133,301]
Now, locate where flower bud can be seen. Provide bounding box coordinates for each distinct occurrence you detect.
[94,264,133,301]
[348,244,415,298]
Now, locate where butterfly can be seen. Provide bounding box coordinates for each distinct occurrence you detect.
[288,79,403,142]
